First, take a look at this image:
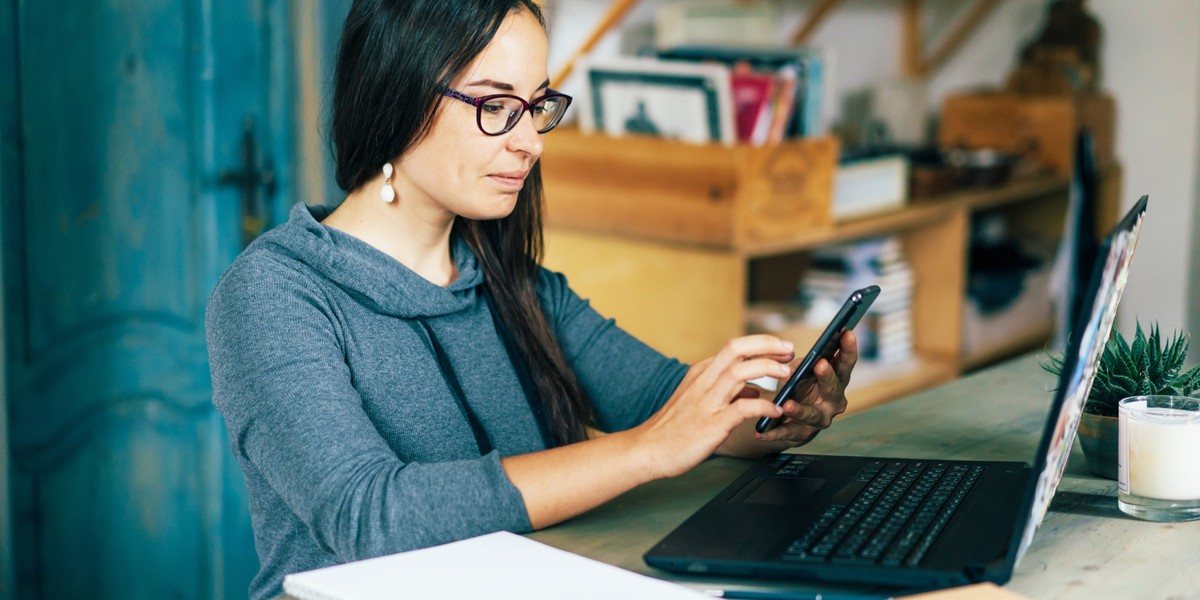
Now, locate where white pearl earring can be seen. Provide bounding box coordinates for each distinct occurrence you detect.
[380,162,395,203]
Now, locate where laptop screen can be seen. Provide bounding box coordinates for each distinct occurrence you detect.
[1013,195,1148,564]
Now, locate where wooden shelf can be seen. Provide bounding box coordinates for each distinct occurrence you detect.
[741,174,1066,258]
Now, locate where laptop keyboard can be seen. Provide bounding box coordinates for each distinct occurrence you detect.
[779,458,984,567]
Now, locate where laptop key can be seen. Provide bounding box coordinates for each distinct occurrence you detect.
[902,468,983,566]
[780,461,989,568]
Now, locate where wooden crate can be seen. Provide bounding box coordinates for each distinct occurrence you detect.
[940,92,1115,177]
[540,128,839,248]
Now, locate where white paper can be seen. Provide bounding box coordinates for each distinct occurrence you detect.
[283,532,706,600]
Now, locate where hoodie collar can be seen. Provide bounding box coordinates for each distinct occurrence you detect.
[260,203,484,319]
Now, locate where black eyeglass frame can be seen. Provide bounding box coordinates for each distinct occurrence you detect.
[442,88,573,136]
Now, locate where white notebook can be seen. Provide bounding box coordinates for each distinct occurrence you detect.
[282,531,706,600]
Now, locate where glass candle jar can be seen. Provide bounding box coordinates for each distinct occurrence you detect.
[1118,396,1200,521]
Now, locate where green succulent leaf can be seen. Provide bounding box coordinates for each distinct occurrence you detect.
[1049,319,1196,417]
[1175,365,1200,395]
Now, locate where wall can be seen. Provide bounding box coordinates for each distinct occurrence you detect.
[1088,0,1200,346]
[546,1,1047,134]
[546,0,1200,356]
[1194,52,1200,366]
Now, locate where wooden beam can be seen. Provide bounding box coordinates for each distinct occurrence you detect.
[789,0,843,47]
[901,0,923,78]
[922,0,1003,76]
[550,0,640,89]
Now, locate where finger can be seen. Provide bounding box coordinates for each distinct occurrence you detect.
[790,377,820,404]
[735,385,761,399]
[716,358,794,402]
[780,399,824,427]
[834,331,859,382]
[794,371,823,405]
[724,398,784,429]
[787,397,837,430]
[763,350,797,363]
[832,394,849,416]
[814,359,841,401]
[696,335,795,391]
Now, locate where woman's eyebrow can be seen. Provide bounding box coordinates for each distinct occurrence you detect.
[464,78,551,92]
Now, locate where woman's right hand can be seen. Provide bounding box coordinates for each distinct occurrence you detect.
[632,335,797,479]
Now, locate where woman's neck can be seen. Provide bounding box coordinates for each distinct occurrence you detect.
[320,189,459,287]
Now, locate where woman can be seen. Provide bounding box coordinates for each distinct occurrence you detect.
[205,1,857,598]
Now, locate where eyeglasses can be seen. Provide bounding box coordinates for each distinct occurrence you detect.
[443,88,572,136]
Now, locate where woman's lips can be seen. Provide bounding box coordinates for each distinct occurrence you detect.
[488,172,526,192]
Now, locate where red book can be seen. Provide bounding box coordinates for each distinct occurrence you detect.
[730,62,774,142]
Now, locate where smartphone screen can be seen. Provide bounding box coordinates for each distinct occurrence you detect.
[754,285,880,434]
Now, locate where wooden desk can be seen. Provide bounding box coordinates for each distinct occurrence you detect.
[528,353,1200,598]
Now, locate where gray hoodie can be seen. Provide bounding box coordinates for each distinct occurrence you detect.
[205,203,688,600]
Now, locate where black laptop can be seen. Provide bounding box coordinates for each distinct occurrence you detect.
[644,196,1149,590]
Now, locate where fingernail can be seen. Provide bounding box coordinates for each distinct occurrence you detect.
[782,340,794,351]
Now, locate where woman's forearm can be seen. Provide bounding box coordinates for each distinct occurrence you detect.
[503,419,788,531]
[501,428,658,530]
[505,337,805,530]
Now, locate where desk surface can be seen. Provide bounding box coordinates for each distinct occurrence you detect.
[528,353,1200,598]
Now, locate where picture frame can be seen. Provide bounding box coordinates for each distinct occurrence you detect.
[578,57,735,146]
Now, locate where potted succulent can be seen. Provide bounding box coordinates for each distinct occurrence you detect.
[1043,322,1200,479]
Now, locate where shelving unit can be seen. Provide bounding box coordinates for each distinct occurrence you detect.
[538,0,1121,415]
[540,130,1120,415]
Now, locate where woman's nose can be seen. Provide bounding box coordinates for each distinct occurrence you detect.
[505,110,544,158]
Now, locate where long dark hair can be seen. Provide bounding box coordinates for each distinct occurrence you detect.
[331,0,595,446]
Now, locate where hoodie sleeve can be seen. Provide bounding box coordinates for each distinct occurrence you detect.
[206,253,531,563]
[536,267,690,433]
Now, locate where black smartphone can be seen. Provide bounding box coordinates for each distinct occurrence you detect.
[755,285,880,434]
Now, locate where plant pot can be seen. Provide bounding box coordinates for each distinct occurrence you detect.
[1077,412,1118,479]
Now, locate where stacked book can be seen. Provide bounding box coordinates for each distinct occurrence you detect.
[800,236,915,364]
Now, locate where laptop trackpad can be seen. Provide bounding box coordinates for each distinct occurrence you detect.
[731,476,827,505]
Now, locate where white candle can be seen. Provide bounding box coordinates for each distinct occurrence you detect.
[1119,406,1200,501]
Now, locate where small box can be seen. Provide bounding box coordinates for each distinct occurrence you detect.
[939,92,1115,177]
[540,128,838,247]
[833,154,910,222]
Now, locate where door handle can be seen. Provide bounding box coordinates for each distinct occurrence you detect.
[218,116,276,248]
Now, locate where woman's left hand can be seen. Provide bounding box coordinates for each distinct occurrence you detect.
[755,331,858,445]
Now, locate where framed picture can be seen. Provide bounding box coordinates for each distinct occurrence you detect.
[578,57,734,146]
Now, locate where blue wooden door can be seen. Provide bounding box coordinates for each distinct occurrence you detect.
[2,1,294,597]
